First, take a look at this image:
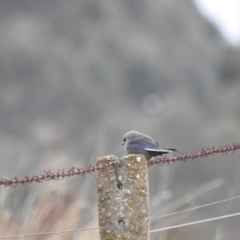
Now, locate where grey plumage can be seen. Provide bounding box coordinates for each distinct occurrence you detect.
[122,131,176,160]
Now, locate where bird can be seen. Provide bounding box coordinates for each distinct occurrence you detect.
[122,131,177,160]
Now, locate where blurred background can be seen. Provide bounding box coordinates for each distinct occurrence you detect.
[0,0,240,239]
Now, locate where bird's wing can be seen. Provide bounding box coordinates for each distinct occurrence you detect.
[127,140,159,150]
[142,141,162,151]
[143,141,175,153]
[128,140,176,153]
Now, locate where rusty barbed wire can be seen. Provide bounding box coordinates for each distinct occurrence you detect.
[0,161,119,188]
[148,142,240,166]
[0,142,239,188]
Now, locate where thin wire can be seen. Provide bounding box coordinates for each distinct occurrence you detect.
[150,195,240,222]
[2,209,240,238]
[150,211,240,233]
[0,227,108,239]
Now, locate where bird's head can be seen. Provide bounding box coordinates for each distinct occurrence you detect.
[122,131,140,145]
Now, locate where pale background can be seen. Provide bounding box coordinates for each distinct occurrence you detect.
[0,0,240,239]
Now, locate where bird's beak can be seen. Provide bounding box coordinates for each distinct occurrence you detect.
[122,141,125,145]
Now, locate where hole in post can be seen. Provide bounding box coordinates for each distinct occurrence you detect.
[118,219,124,226]
[117,182,123,189]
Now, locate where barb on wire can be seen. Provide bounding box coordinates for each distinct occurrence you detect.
[0,142,240,188]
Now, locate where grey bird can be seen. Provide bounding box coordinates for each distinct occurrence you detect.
[122,131,176,160]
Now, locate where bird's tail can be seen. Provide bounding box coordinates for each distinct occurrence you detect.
[163,147,177,152]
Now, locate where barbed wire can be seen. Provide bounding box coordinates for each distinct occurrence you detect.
[0,161,119,188]
[1,142,239,188]
[148,142,240,166]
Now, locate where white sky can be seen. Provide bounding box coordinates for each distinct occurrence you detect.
[193,0,240,45]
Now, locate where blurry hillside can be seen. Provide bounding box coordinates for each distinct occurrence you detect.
[0,0,240,239]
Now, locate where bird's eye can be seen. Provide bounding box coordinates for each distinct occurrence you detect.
[122,138,126,145]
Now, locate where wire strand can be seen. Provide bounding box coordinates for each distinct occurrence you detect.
[3,211,240,238]
[150,195,240,222]
[150,212,240,233]
[0,227,108,239]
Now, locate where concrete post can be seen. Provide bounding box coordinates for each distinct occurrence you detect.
[96,154,150,240]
